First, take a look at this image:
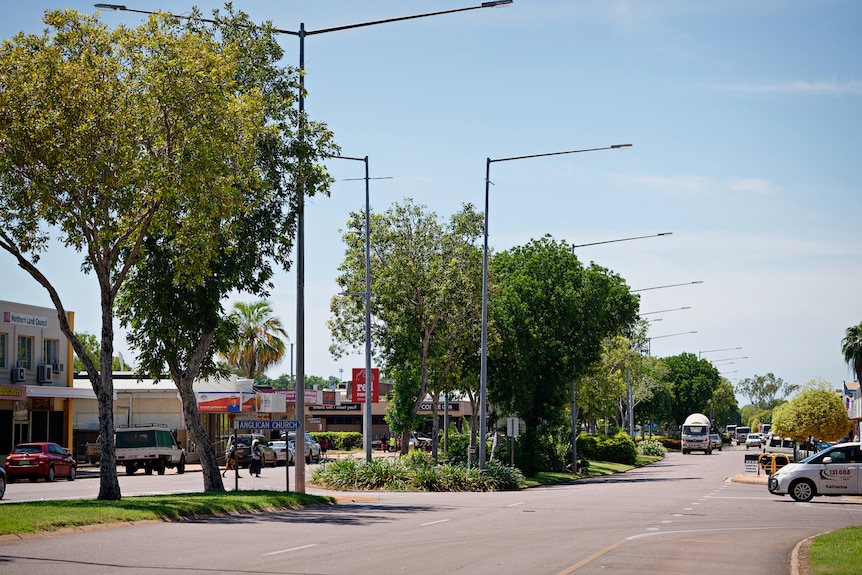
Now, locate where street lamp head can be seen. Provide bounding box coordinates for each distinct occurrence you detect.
[482,0,514,6]
[611,143,633,149]
[94,3,126,9]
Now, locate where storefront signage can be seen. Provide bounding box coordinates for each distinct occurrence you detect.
[0,383,27,402]
[352,368,380,404]
[3,311,49,327]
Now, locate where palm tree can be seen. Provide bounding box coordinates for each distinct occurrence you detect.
[224,301,288,379]
[841,322,862,384]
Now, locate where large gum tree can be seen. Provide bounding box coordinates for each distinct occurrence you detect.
[0,10,266,499]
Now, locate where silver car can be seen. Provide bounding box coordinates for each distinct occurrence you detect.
[284,433,321,463]
[269,440,295,466]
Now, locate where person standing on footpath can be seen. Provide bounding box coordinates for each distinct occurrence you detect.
[319,436,329,460]
[249,439,263,478]
[223,436,241,478]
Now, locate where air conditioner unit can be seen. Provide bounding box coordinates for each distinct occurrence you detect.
[37,364,53,383]
[52,362,63,373]
[11,367,26,382]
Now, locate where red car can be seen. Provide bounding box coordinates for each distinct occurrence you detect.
[3,442,77,483]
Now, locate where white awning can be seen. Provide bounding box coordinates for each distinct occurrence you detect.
[26,385,97,399]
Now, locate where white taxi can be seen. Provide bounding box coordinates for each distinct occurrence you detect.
[767,442,861,502]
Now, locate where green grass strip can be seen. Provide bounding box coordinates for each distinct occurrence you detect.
[809,525,862,575]
[0,491,334,536]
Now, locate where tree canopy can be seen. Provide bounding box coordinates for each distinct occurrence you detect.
[735,373,798,410]
[661,352,723,427]
[772,378,850,443]
[329,199,485,452]
[0,9,276,498]
[487,236,639,475]
[841,322,862,385]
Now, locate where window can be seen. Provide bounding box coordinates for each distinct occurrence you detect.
[0,333,6,369]
[43,338,60,366]
[17,335,34,369]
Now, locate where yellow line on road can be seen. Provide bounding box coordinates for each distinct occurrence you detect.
[554,539,628,575]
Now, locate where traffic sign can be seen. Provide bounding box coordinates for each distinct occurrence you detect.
[235,420,302,431]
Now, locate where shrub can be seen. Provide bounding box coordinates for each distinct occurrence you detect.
[310,432,362,451]
[576,432,637,465]
[637,440,667,457]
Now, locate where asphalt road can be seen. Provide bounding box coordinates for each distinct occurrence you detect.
[1,446,861,575]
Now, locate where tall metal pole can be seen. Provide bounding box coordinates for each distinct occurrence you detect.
[479,158,492,470]
[294,24,307,493]
[363,157,373,464]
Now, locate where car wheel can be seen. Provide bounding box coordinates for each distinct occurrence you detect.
[47,466,55,482]
[176,456,186,475]
[0,475,5,500]
[156,458,166,475]
[68,466,76,481]
[789,479,816,502]
[126,464,136,476]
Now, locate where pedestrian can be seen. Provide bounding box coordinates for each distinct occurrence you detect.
[223,436,241,478]
[249,439,263,477]
[319,436,329,459]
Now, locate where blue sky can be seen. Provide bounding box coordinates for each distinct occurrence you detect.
[2,1,860,402]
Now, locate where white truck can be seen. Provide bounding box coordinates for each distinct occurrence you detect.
[681,413,712,455]
[115,424,187,475]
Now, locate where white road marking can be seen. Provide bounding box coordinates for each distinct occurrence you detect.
[263,544,317,556]
[421,519,451,526]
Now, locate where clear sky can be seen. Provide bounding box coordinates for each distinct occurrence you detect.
[2,1,860,403]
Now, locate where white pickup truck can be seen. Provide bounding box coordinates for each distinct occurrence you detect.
[115,425,186,475]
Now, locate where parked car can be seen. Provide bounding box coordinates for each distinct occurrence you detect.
[0,467,6,499]
[233,434,277,468]
[745,433,764,449]
[283,432,321,463]
[3,442,77,483]
[115,425,186,475]
[768,442,862,502]
[709,433,723,451]
[270,440,295,466]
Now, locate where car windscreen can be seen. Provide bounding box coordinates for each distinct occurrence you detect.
[684,425,708,435]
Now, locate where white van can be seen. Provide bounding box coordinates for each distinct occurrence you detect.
[767,442,861,502]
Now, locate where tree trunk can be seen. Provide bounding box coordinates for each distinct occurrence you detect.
[176,376,224,491]
[96,302,122,500]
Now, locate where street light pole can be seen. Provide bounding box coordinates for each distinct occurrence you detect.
[571,232,672,252]
[334,155,374,464]
[97,0,514,491]
[480,143,632,470]
[570,230,672,466]
[698,346,742,359]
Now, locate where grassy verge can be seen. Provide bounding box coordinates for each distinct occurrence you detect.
[809,525,862,574]
[0,491,334,536]
[523,455,662,487]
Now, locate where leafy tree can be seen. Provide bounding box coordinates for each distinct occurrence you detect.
[841,322,862,385]
[73,332,131,372]
[709,378,739,431]
[735,373,798,410]
[661,353,722,427]
[488,236,639,476]
[772,378,850,443]
[116,7,336,492]
[0,10,265,499]
[223,301,289,379]
[329,199,484,454]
